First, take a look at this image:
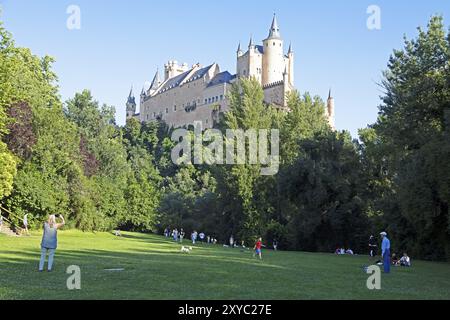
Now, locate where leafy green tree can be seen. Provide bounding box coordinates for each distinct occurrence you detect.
[368,16,450,260]
[281,131,369,252]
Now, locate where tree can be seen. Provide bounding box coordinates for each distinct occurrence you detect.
[369,16,450,260]
[281,131,369,252]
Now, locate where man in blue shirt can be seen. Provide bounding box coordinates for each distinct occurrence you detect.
[380,231,391,273]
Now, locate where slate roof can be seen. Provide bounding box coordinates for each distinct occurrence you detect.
[207,71,235,87]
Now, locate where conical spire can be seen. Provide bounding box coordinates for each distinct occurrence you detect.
[127,85,135,104]
[288,42,293,54]
[237,42,241,53]
[268,14,281,39]
[248,35,254,48]
[149,69,160,91]
[328,88,332,100]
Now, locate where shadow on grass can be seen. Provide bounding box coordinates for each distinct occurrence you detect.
[0,239,296,300]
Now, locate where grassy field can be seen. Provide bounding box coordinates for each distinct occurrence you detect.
[1,230,450,300]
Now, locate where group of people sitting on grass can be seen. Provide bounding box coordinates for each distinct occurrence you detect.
[391,252,411,267]
[335,247,354,255]
[333,234,412,270]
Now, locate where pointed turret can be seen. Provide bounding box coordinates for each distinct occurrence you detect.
[267,14,281,39]
[248,35,254,48]
[326,89,335,130]
[149,69,161,95]
[237,42,243,57]
[288,42,293,54]
[127,85,135,104]
[126,85,137,120]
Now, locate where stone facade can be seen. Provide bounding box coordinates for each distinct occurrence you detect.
[126,15,334,129]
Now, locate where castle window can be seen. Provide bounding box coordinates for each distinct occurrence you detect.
[166,108,169,114]
[205,99,207,104]
[205,119,209,124]
[220,95,223,100]
[273,42,275,46]
[174,105,177,111]
[153,112,156,118]
[215,96,218,102]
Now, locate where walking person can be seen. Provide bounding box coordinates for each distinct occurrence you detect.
[173,228,178,242]
[229,235,234,248]
[0,212,3,233]
[369,235,377,257]
[180,228,185,243]
[23,213,29,235]
[253,237,263,260]
[39,214,65,272]
[191,230,198,245]
[273,239,278,251]
[380,231,391,273]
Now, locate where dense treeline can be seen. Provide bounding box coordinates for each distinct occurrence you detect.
[0,17,449,260]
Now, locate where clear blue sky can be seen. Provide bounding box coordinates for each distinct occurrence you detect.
[1,0,449,137]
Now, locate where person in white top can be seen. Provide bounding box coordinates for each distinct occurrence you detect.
[399,252,411,267]
[23,213,30,235]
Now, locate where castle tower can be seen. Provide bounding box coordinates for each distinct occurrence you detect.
[326,89,335,130]
[140,86,146,103]
[286,43,294,86]
[164,60,189,80]
[262,14,285,86]
[126,86,136,120]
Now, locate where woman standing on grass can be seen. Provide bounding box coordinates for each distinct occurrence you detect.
[38,214,65,272]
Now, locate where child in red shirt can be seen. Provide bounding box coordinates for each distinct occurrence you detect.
[254,237,263,260]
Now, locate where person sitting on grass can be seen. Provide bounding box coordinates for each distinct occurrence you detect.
[399,252,411,267]
[392,253,399,266]
[346,248,354,255]
[39,214,65,272]
[229,235,234,248]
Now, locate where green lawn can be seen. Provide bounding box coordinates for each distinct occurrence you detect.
[0,230,449,300]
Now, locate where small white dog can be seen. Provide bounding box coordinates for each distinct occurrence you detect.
[181,246,193,253]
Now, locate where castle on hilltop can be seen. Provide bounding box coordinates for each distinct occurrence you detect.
[126,15,335,130]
